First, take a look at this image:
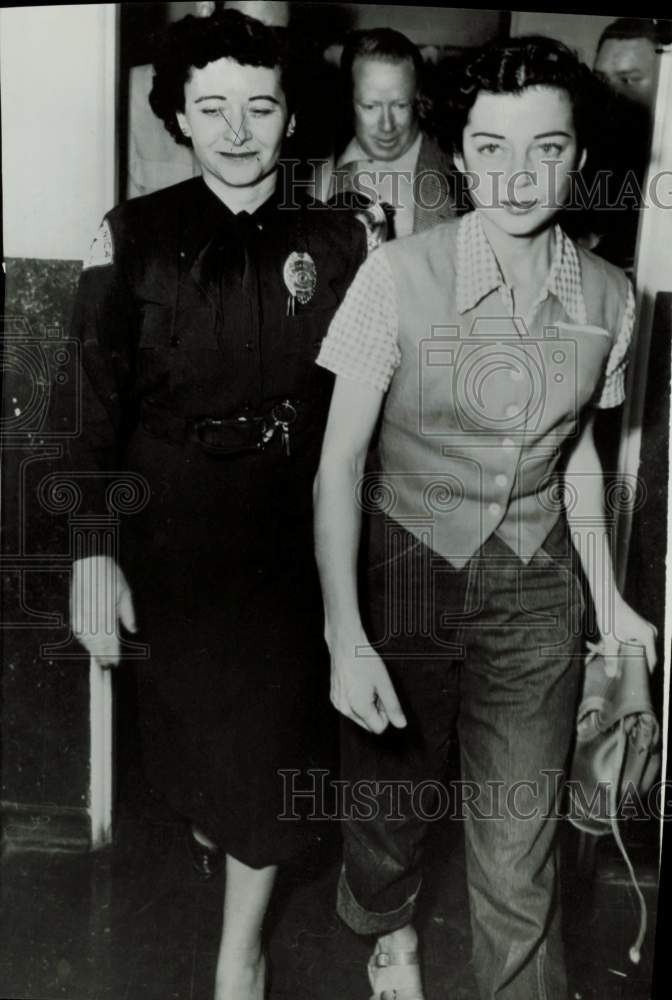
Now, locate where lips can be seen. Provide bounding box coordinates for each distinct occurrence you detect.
[502,199,539,213]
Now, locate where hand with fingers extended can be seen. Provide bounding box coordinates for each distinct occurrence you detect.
[70,556,137,668]
[329,630,407,734]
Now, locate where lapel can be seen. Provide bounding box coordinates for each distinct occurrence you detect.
[413,134,455,234]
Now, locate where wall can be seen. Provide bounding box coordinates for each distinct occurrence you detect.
[1,3,118,848]
[618,46,672,759]
[329,3,504,46]
[163,2,504,45]
[510,10,616,66]
[1,4,118,260]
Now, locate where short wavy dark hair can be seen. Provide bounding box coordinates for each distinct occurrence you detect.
[439,35,602,158]
[149,8,294,147]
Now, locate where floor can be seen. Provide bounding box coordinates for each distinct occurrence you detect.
[0,762,660,1000]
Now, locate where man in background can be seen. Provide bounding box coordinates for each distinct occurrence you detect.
[594,16,662,110]
[325,28,454,237]
[593,18,671,682]
[586,18,667,272]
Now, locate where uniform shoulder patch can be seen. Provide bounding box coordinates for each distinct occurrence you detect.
[83,219,114,269]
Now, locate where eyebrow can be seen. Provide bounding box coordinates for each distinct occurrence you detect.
[469,130,573,140]
[193,94,281,103]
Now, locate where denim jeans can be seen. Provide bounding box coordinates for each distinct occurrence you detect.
[338,513,584,1000]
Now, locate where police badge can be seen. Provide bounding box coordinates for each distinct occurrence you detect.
[283,251,317,315]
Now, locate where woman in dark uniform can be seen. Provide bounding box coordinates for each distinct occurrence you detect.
[68,10,366,999]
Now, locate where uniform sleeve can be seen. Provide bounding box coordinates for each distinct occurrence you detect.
[62,214,141,530]
[72,215,140,444]
[593,280,635,409]
[316,249,400,392]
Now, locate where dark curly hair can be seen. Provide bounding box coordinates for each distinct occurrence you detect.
[149,8,295,147]
[438,35,603,159]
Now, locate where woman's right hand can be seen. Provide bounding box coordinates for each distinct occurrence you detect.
[328,630,407,734]
[70,555,137,668]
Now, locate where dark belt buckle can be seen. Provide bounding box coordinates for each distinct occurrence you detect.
[193,415,264,456]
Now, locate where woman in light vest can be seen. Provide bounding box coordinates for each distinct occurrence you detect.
[314,35,657,1000]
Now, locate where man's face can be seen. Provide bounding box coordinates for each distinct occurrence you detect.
[352,56,420,161]
[594,37,658,107]
[176,57,294,194]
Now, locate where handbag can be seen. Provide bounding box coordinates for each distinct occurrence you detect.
[568,640,661,963]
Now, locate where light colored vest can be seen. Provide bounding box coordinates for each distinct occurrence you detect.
[377,220,629,567]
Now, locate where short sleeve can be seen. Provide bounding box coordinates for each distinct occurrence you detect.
[594,280,635,409]
[83,218,115,270]
[316,249,400,392]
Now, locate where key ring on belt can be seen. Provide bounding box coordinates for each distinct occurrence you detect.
[267,399,298,456]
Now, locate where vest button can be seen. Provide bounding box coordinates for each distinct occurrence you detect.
[502,437,515,448]
[488,502,502,517]
[495,474,508,488]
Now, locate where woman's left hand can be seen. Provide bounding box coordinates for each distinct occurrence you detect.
[594,594,658,672]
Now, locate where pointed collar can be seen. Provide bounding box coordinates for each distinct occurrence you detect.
[336,131,423,172]
[455,211,587,324]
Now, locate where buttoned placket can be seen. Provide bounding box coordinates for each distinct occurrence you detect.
[487,246,565,526]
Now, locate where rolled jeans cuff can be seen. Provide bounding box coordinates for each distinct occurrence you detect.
[336,864,421,936]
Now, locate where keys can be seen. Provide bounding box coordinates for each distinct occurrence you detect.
[270,399,297,457]
[281,422,291,456]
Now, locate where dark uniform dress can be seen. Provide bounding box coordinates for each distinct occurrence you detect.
[70,176,366,867]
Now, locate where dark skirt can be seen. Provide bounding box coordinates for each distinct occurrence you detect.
[122,426,330,868]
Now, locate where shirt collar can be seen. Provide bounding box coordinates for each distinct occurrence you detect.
[336,131,423,172]
[456,211,587,324]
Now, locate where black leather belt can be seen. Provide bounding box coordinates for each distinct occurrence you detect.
[140,400,303,457]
